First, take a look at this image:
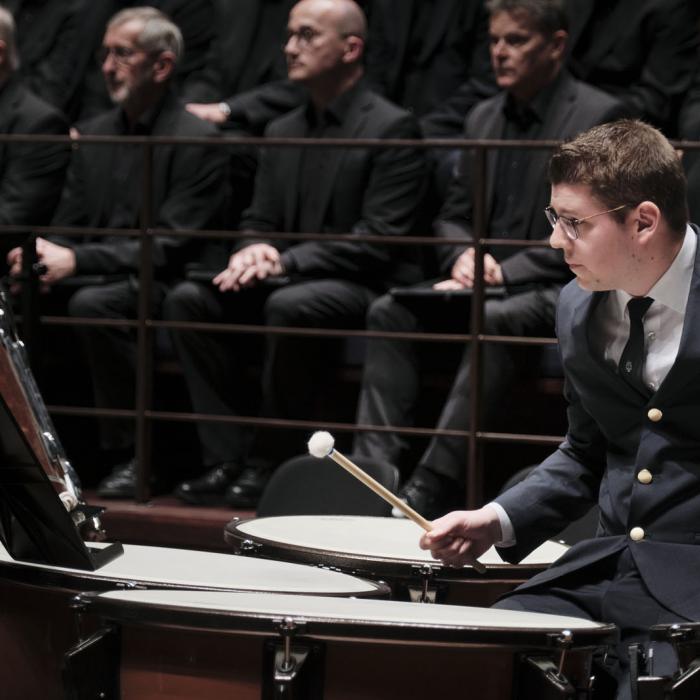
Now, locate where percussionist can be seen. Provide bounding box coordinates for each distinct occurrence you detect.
[421,119,700,699]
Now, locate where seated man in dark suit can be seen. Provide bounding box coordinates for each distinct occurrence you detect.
[363,0,496,130]
[352,0,625,518]
[564,0,699,135]
[165,0,426,508]
[422,119,698,700]
[185,0,299,132]
[0,4,69,265]
[4,0,86,115]
[7,7,227,497]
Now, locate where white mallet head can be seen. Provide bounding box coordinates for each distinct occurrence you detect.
[308,431,335,458]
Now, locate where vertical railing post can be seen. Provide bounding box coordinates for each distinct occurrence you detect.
[134,141,154,502]
[466,145,488,509]
[19,232,40,369]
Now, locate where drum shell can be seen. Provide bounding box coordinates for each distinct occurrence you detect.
[75,590,617,700]
[225,516,569,606]
[0,542,387,700]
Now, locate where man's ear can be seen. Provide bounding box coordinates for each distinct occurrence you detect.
[635,201,661,241]
[152,51,176,84]
[342,35,364,64]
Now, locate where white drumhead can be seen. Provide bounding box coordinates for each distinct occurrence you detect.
[95,589,606,631]
[0,539,377,594]
[235,515,569,566]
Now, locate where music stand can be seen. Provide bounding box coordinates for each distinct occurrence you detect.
[0,293,122,570]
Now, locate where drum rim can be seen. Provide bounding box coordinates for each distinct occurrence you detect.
[80,590,618,649]
[225,517,548,582]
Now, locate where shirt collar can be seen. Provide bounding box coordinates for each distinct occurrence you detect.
[613,223,696,317]
[304,78,363,128]
[502,70,565,127]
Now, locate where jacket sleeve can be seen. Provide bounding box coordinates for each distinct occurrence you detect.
[494,304,607,561]
[0,110,69,235]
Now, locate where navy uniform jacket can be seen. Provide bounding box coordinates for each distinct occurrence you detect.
[496,226,700,620]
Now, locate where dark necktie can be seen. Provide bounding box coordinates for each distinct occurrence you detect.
[619,297,654,395]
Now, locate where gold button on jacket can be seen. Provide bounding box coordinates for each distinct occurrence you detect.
[637,469,653,484]
[647,408,663,422]
[630,527,645,541]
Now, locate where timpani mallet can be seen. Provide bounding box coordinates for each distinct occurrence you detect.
[307,431,486,574]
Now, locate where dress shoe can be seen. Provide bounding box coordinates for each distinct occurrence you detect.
[225,467,272,509]
[97,459,138,499]
[392,472,455,521]
[175,462,242,505]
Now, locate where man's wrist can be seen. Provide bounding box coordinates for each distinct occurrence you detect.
[218,101,232,118]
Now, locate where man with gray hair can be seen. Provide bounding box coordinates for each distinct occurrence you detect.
[7,6,227,497]
[353,0,627,518]
[0,3,69,266]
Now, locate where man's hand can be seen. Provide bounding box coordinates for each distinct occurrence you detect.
[419,506,503,567]
[185,102,228,124]
[213,243,283,292]
[7,237,76,286]
[435,248,503,290]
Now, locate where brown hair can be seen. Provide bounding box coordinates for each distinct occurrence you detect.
[549,119,688,234]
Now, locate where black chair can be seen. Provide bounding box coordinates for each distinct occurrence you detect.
[499,465,600,546]
[256,453,400,517]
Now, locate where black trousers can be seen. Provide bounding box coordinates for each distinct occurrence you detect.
[494,548,689,700]
[352,286,560,482]
[162,278,377,469]
[67,278,167,453]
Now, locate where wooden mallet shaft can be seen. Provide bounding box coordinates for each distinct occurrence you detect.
[327,448,487,575]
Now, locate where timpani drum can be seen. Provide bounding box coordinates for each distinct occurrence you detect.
[67,589,617,700]
[224,515,569,605]
[0,539,386,700]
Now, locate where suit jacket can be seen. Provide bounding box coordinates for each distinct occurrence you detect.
[496,226,700,620]
[364,0,491,119]
[52,91,227,279]
[434,72,626,286]
[5,0,86,113]
[0,76,69,252]
[565,0,699,133]
[213,0,292,98]
[239,82,427,290]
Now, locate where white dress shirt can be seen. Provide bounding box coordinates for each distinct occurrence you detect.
[489,225,697,546]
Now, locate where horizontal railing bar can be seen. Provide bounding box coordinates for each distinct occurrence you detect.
[31,315,559,346]
[2,132,699,150]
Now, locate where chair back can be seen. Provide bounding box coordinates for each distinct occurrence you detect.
[257,453,400,517]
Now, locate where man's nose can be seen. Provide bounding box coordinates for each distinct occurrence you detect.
[549,221,568,250]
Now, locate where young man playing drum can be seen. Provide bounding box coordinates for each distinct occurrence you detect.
[421,119,699,699]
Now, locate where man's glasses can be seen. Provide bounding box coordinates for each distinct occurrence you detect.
[544,204,627,240]
[284,26,323,49]
[283,27,358,50]
[97,45,153,66]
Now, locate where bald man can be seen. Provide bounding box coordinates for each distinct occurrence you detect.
[165,0,427,508]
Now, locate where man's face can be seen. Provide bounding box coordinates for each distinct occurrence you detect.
[101,20,158,106]
[549,183,636,292]
[284,0,350,85]
[489,10,560,99]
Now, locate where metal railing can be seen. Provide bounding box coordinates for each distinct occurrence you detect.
[10,131,687,507]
